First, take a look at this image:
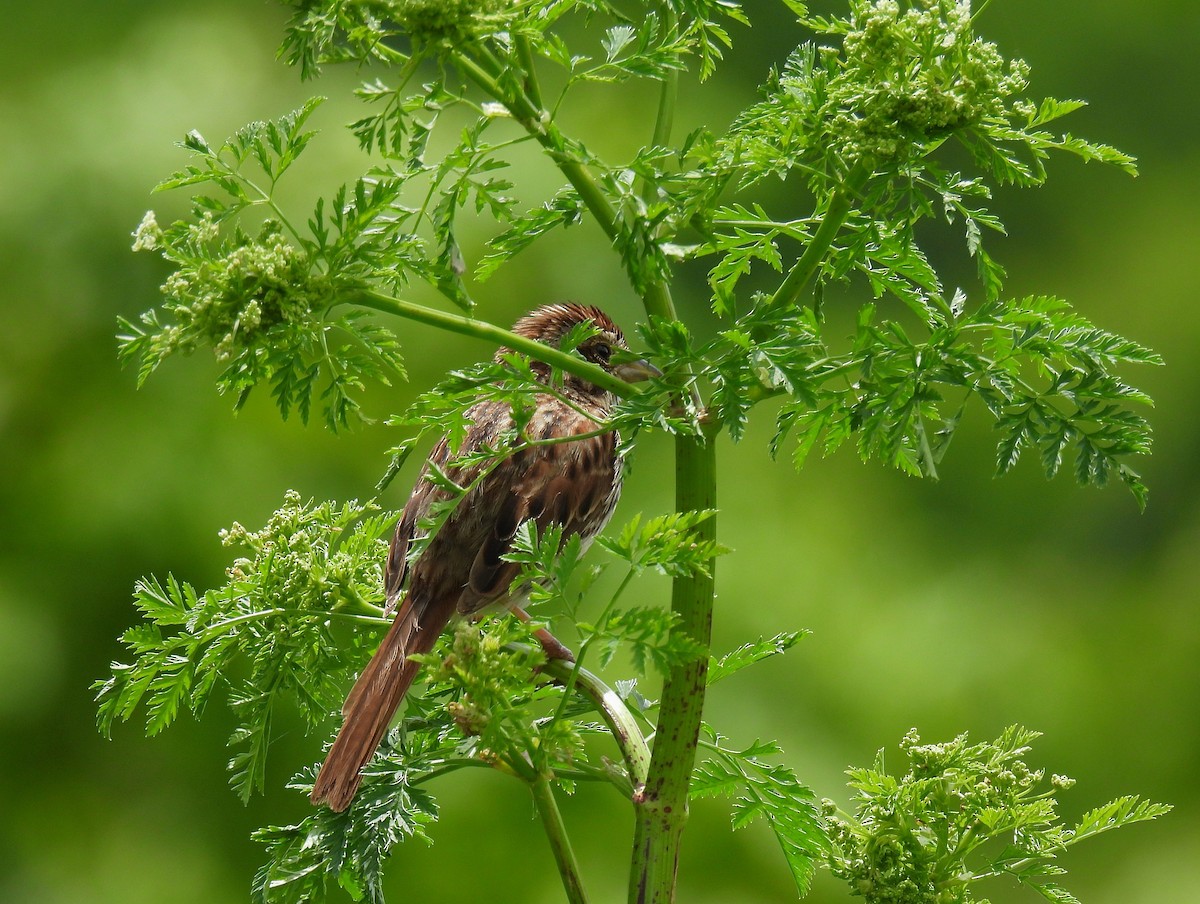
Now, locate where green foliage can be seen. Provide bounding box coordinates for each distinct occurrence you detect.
[121,99,408,429]
[505,517,718,675]
[733,0,1135,194]
[824,726,1171,904]
[692,730,827,896]
[125,0,1157,494]
[253,759,438,904]
[279,0,745,83]
[768,293,1160,502]
[248,588,670,902]
[94,492,395,801]
[596,509,729,578]
[98,492,725,881]
[476,185,585,281]
[707,631,808,685]
[108,0,1166,901]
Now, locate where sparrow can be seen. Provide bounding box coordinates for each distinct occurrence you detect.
[310,303,658,811]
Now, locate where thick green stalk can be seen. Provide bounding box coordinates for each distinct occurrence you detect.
[348,288,636,399]
[625,28,717,899]
[464,38,707,904]
[628,430,717,903]
[532,774,589,904]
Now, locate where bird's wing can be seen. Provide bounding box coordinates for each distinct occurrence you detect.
[459,425,617,614]
[382,437,451,613]
[382,509,414,614]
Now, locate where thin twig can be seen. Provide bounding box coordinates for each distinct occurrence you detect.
[532,774,590,904]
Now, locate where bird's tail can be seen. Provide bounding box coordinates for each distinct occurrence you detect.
[310,597,452,811]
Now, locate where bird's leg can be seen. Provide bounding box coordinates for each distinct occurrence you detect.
[510,606,576,662]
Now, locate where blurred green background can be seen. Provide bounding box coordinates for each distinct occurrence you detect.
[2,2,1197,901]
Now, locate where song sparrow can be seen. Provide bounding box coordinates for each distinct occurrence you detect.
[310,303,658,811]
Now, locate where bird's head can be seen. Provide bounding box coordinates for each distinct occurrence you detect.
[504,303,659,402]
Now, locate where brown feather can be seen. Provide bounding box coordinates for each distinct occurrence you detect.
[310,594,454,811]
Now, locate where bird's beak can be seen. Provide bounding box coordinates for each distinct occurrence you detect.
[612,358,662,383]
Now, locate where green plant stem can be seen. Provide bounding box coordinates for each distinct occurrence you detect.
[628,429,717,904]
[541,656,652,789]
[545,568,636,730]
[625,21,713,897]
[466,39,708,903]
[650,69,677,152]
[457,50,680,325]
[629,27,701,416]
[542,132,620,239]
[348,288,636,398]
[454,54,618,230]
[516,33,544,110]
[638,7,677,205]
[650,4,678,150]
[532,774,590,904]
[768,166,869,310]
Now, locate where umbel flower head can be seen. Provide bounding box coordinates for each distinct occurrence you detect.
[728,0,1036,184]
[130,213,330,363]
[393,0,512,45]
[837,0,1030,162]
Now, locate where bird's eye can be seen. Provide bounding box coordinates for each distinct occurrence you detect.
[588,342,612,364]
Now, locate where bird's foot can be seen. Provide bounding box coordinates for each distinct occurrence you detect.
[510,605,576,662]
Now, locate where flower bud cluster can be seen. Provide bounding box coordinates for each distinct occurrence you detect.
[825,727,1069,903]
[217,491,386,617]
[131,210,162,252]
[152,219,330,362]
[728,0,1036,188]
[393,0,508,45]
[832,0,1030,166]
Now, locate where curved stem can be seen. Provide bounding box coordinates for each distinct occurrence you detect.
[516,32,544,110]
[243,183,306,247]
[409,756,504,786]
[196,606,387,644]
[768,165,870,310]
[545,568,636,728]
[553,764,633,792]
[458,55,620,237]
[642,5,679,185]
[539,123,622,242]
[541,655,652,789]
[456,49,680,327]
[347,288,638,399]
[532,774,589,904]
